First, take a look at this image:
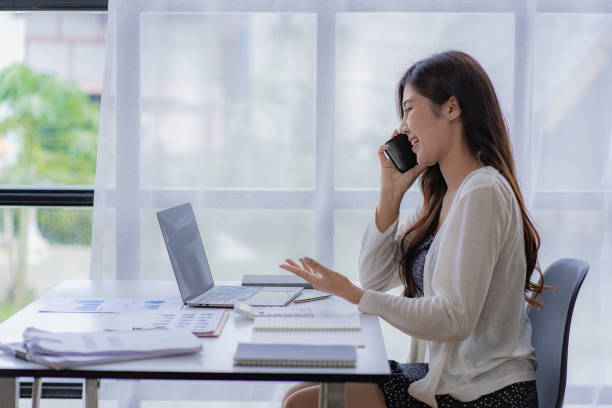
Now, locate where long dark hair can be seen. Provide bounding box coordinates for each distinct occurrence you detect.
[397,50,544,307]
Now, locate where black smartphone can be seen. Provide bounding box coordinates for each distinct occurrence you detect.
[384,133,418,173]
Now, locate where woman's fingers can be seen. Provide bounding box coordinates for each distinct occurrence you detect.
[281,256,336,282]
[302,257,332,277]
[299,258,315,274]
[279,263,316,283]
[378,144,390,162]
[286,258,299,267]
[402,163,427,180]
[281,257,349,298]
[283,258,320,279]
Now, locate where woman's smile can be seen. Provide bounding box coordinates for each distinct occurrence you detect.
[409,135,420,152]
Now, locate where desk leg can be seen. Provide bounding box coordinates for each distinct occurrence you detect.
[0,377,18,408]
[31,377,42,408]
[318,382,345,408]
[85,379,99,408]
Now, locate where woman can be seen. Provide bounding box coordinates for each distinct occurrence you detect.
[280,50,543,408]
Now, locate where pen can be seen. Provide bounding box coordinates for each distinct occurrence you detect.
[293,294,332,304]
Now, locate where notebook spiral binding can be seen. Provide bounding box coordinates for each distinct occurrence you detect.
[234,359,356,367]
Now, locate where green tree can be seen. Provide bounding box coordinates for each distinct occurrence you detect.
[0,63,99,308]
[0,63,99,184]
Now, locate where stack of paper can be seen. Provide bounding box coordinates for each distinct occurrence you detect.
[0,327,202,370]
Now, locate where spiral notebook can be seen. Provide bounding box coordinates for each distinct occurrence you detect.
[234,342,357,367]
[252,316,361,331]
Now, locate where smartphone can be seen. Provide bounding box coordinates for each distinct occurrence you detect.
[384,133,418,173]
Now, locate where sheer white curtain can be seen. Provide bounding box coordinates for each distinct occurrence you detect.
[92,0,612,405]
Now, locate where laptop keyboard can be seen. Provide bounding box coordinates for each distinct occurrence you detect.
[194,286,259,304]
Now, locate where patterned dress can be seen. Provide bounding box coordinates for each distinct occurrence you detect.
[378,235,539,407]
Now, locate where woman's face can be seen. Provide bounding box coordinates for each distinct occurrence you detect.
[399,84,450,167]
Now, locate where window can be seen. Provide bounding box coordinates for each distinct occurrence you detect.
[0,7,105,318]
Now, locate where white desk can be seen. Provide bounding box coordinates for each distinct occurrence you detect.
[0,280,390,408]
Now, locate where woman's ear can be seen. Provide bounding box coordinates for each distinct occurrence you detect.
[447,96,461,121]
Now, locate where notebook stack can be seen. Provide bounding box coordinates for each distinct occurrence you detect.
[252,316,361,332]
[234,314,362,367]
[234,343,357,368]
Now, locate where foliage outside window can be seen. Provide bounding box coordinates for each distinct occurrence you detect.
[0,63,99,185]
[0,63,99,317]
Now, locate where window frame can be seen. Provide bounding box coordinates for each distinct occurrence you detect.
[0,0,104,206]
[0,0,106,11]
[0,1,104,399]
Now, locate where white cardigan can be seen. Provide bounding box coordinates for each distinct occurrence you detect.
[358,167,537,407]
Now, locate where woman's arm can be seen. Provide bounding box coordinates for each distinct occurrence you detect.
[279,206,422,304]
[279,133,426,303]
[375,133,425,232]
[360,133,425,292]
[358,207,421,292]
[280,257,365,304]
[359,183,509,342]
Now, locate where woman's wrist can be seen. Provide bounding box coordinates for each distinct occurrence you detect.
[344,284,364,305]
[375,202,400,233]
[380,186,405,205]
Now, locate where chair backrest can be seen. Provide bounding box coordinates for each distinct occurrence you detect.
[529,258,589,408]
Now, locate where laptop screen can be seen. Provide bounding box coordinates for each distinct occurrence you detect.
[157,203,214,303]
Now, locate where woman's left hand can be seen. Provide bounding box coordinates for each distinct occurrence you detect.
[279,257,364,305]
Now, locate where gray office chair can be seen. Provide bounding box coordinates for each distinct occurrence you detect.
[529,258,589,408]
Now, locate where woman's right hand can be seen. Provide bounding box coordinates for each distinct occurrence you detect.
[375,130,426,232]
[378,130,426,200]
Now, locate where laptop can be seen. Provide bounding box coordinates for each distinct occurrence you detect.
[157,203,303,308]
